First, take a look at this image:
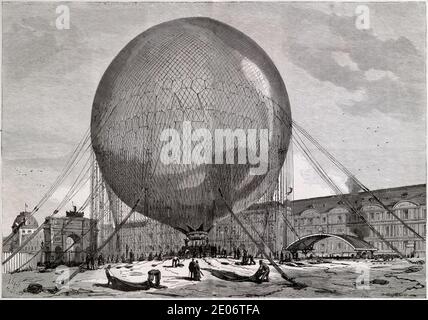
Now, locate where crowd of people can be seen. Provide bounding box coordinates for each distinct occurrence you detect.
[233,247,256,265]
[85,253,106,270]
[93,247,401,266]
[83,243,278,288]
[83,244,295,277]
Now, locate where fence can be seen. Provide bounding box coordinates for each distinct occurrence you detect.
[2,251,41,273]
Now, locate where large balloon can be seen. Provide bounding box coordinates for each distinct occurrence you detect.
[91,17,291,238]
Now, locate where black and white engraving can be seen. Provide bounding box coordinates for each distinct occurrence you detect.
[1,1,426,299]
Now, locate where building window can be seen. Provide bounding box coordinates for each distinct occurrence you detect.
[403,209,409,220]
[370,212,374,220]
[338,215,342,223]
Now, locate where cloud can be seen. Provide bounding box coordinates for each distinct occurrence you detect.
[51,181,90,207]
[281,5,426,121]
[1,2,425,233]
[2,13,92,82]
[332,52,359,71]
[293,149,349,200]
[364,69,398,81]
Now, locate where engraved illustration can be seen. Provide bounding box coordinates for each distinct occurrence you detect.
[1,1,426,299]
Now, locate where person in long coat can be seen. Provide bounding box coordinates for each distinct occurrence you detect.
[193,260,203,281]
[188,258,195,280]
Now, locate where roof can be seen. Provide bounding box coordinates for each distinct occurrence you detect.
[292,184,426,215]
[12,211,38,230]
[286,233,377,252]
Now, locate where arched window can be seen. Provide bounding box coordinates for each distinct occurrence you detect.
[393,201,419,220]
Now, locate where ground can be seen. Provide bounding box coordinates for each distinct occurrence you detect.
[2,258,426,298]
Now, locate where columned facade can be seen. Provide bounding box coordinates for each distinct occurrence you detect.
[292,184,426,258]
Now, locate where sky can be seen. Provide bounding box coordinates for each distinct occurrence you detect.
[1,1,426,234]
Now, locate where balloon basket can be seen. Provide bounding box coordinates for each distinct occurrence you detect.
[186,231,209,247]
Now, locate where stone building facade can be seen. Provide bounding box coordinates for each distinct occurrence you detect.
[3,211,44,254]
[90,150,294,259]
[95,184,427,259]
[117,215,186,258]
[208,202,291,257]
[291,184,426,258]
[43,207,98,264]
[90,153,425,259]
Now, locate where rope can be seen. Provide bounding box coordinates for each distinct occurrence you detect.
[3,153,93,265]
[4,72,136,246]
[11,248,43,273]
[3,131,91,247]
[10,178,108,274]
[218,188,303,287]
[292,129,410,261]
[278,203,300,239]
[292,121,425,241]
[63,192,144,285]
[63,117,167,285]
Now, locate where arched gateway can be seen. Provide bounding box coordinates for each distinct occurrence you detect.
[43,207,98,266]
[286,233,377,256]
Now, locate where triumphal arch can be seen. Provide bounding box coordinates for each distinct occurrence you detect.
[43,206,98,266]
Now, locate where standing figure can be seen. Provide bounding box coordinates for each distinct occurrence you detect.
[86,253,90,270]
[242,249,248,265]
[98,253,104,266]
[193,260,203,281]
[90,255,95,270]
[188,258,196,280]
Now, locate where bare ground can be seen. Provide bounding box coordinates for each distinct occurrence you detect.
[2,258,425,299]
